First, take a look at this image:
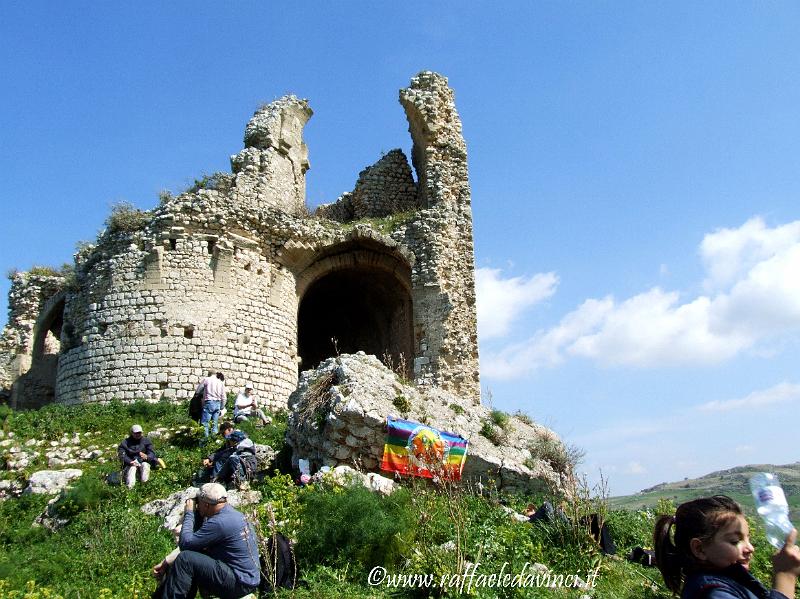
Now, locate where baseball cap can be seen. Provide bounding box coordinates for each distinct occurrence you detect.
[131,424,143,434]
[198,482,227,505]
[244,382,253,389]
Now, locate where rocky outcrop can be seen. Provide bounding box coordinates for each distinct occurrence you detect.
[25,468,83,495]
[286,353,573,495]
[310,464,398,496]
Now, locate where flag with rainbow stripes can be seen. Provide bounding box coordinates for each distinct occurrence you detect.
[381,416,469,480]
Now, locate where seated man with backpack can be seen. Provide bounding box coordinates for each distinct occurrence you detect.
[203,429,257,489]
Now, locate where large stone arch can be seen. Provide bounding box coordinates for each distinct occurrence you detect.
[12,292,65,408]
[296,242,414,376]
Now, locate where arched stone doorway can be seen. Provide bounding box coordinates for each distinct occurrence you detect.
[12,293,65,408]
[296,245,413,376]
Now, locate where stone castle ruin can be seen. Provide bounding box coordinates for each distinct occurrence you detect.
[0,72,481,411]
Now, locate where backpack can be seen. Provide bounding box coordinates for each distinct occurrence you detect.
[189,389,204,422]
[259,532,299,592]
[629,546,657,567]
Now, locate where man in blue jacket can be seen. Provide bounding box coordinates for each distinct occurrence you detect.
[152,483,260,598]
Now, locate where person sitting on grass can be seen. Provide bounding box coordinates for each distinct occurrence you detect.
[151,482,260,599]
[233,381,271,426]
[201,422,235,481]
[207,431,257,489]
[654,495,800,598]
[117,424,164,489]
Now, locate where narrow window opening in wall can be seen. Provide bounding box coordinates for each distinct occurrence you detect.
[169,238,177,250]
[159,382,168,390]
[207,240,216,255]
[160,328,168,337]
[244,263,251,271]
[184,326,194,339]
[98,323,108,335]
[257,268,263,275]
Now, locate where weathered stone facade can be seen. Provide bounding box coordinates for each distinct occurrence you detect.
[1,72,481,410]
[286,353,572,495]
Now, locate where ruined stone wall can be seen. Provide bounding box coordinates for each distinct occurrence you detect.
[230,96,312,216]
[313,72,481,402]
[316,149,417,222]
[2,72,482,409]
[0,273,66,405]
[399,72,480,401]
[55,197,301,409]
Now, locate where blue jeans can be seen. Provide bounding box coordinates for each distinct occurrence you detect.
[200,400,221,438]
[152,550,257,599]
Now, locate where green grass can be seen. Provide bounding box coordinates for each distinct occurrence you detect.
[0,400,792,597]
[322,210,416,235]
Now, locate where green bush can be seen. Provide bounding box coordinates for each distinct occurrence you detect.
[513,410,533,426]
[449,403,465,415]
[490,409,510,430]
[527,436,584,472]
[105,202,149,234]
[296,485,414,573]
[480,420,505,445]
[392,394,411,415]
[50,474,113,520]
[185,172,233,194]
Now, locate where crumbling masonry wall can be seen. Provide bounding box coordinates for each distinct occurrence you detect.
[0,72,481,409]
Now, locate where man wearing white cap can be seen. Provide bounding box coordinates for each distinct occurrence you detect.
[233,381,271,426]
[152,482,260,598]
[117,424,158,489]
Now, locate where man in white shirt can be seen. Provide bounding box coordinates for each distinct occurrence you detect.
[198,372,226,439]
[233,382,271,426]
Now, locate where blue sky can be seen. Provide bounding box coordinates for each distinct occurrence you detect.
[2,2,800,495]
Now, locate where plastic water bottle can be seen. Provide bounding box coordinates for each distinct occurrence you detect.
[750,472,794,548]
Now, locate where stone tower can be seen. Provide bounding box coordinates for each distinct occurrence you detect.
[0,72,481,409]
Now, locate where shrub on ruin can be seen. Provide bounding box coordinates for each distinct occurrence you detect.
[392,394,411,416]
[490,408,510,430]
[185,172,233,194]
[449,403,465,415]
[513,409,533,426]
[105,202,149,234]
[479,420,505,446]
[527,437,585,472]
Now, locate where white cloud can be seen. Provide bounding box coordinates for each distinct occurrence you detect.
[482,217,800,378]
[481,297,612,378]
[475,267,558,340]
[701,217,800,290]
[696,381,800,413]
[625,461,646,475]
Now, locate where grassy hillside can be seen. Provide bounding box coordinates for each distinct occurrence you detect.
[0,400,791,598]
[609,462,800,523]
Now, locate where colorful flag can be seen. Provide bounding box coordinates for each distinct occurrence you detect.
[381,416,468,480]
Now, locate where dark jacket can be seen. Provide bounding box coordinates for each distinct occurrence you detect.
[117,435,156,466]
[682,564,789,599]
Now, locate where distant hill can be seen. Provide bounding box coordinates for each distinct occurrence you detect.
[610,462,800,522]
